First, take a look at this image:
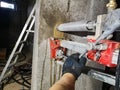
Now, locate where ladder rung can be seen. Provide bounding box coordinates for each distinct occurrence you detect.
[14,51,21,56]
[20,40,26,44]
[26,30,34,33]
[32,15,35,18]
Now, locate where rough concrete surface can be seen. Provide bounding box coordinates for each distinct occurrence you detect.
[4,83,22,90]
[37,0,109,90]
[4,83,29,90]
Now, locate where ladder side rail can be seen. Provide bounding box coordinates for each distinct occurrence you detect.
[13,16,35,64]
[0,5,36,83]
[8,15,35,68]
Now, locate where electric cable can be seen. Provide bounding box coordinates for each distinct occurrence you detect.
[12,77,30,88]
[21,73,31,85]
[0,62,32,89]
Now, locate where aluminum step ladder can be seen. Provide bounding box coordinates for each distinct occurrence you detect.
[0,4,36,83]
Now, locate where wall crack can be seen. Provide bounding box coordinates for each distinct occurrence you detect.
[67,0,71,12]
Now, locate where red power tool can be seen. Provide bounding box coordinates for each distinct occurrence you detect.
[50,38,120,67]
[87,39,120,67]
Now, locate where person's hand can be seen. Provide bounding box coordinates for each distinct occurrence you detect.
[62,53,87,79]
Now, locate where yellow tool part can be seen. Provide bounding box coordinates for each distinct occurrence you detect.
[106,0,117,10]
[53,21,65,39]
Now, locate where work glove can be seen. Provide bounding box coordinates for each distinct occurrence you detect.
[62,53,87,79]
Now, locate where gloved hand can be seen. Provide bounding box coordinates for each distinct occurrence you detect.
[62,53,87,79]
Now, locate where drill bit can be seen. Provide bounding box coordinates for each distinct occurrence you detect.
[57,20,96,32]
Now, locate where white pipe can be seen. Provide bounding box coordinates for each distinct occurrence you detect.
[57,21,96,32]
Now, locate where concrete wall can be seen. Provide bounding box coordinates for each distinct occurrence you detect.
[36,0,109,90]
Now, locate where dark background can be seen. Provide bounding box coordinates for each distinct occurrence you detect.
[0,0,35,56]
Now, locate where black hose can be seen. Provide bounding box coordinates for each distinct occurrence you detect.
[19,52,27,61]
[12,77,30,88]
[115,49,120,90]
[0,62,31,89]
[1,70,31,89]
[21,74,31,85]
[0,83,4,90]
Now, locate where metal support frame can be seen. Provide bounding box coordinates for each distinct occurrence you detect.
[87,14,106,39]
[88,70,116,86]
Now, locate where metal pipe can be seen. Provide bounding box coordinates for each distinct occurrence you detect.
[57,20,96,32]
[88,70,116,86]
[60,40,88,53]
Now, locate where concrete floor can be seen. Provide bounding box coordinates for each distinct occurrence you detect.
[4,83,23,90]
[4,80,31,90]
